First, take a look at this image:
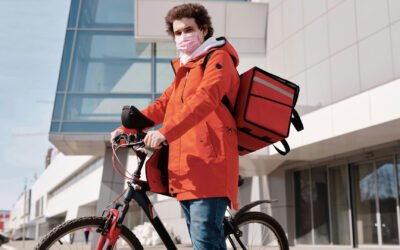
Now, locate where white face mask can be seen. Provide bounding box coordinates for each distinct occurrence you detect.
[175,31,202,55]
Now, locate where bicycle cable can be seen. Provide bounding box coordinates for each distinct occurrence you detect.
[111,143,134,180]
[103,187,129,211]
[103,142,138,209]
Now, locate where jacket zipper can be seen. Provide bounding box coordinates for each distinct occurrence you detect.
[181,70,189,103]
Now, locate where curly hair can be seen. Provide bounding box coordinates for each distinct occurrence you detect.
[165,3,214,40]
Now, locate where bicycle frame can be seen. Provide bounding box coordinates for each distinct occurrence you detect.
[98,132,251,249]
[96,179,177,249]
[96,177,251,250]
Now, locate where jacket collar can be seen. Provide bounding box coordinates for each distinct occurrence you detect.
[179,37,226,65]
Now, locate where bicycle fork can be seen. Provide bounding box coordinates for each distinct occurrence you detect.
[96,208,121,250]
[96,181,177,250]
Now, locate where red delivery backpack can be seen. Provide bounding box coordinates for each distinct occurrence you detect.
[204,52,304,156]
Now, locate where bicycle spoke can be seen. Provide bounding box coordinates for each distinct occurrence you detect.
[39,224,135,249]
[228,217,284,250]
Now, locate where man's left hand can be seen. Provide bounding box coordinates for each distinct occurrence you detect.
[144,130,166,148]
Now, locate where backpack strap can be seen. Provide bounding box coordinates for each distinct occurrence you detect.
[202,51,234,113]
[202,51,215,70]
[291,109,304,131]
[273,139,290,156]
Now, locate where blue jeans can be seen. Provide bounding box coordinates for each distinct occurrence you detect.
[180,197,229,250]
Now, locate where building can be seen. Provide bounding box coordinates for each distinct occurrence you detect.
[9,0,400,248]
[0,210,10,233]
[9,190,30,239]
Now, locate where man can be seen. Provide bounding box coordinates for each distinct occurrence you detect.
[111,3,240,249]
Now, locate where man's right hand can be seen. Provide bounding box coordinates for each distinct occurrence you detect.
[110,128,125,144]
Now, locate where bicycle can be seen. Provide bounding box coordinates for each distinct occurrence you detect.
[35,112,289,249]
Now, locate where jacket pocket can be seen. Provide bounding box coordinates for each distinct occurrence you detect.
[204,122,220,158]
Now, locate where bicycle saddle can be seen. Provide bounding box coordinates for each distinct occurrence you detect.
[121,105,154,130]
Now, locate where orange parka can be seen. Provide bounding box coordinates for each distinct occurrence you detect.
[127,38,240,209]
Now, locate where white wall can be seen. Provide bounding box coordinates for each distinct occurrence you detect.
[45,164,102,220]
[260,0,400,115]
[9,194,25,230]
[8,153,103,236]
[29,153,95,220]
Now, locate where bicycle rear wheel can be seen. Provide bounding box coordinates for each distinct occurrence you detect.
[35,216,143,250]
[226,211,289,250]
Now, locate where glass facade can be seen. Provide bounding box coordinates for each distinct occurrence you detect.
[329,165,351,245]
[294,170,312,244]
[294,153,400,247]
[352,162,378,244]
[311,166,330,244]
[51,0,176,133]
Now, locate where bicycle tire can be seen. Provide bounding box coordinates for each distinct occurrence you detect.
[35,216,143,250]
[226,211,289,250]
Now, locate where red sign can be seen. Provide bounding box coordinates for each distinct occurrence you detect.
[0,221,3,231]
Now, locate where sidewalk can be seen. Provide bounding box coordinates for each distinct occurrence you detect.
[0,240,193,250]
[0,241,388,250]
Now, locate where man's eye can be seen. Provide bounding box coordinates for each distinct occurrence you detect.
[175,32,181,36]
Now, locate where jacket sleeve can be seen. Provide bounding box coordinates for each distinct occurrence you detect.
[159,50,236,143]
[119,80,175,133]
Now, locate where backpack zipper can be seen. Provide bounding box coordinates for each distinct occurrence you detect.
[181,70,189,103]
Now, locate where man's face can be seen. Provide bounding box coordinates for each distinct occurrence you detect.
[172,18,207,43]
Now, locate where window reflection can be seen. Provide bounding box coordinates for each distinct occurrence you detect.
[376,159,399,245]
[68,32,151,93]
[61,121,121,132]
[311,166,330,244]
[67,0,79,28]
[64,95,151,121]
[352,162,378,244]
[156,43,176,93]
[57,31,74,92]
[50,122,60,132]
[52,94,64,121]
[156,61,174,93]
[294,170,312,244]
[329,166,350,245]
[78,0,134,29]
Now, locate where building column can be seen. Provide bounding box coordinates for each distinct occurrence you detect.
[95,146,129,216]
[268,168,295,246]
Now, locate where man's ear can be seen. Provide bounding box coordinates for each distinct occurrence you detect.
[202,26,208,37]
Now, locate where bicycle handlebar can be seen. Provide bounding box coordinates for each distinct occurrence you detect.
[111,130,168,182]
[113,132,168,150]
[113,133,145,150]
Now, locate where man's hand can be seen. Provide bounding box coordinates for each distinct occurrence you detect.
[144,130,166,148]
[110,128,124,144]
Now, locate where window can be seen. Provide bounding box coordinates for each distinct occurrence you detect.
[63,95,151,121]
[78,0,134,29]
[68,32,151,93]
[294,169,312,244]
[295,165,351,245]
[329,165,350,245]
[35,197,44,218]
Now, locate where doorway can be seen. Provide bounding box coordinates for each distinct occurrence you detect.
[351,158,399,246]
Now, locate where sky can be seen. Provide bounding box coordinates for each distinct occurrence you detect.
[0,0,71,210]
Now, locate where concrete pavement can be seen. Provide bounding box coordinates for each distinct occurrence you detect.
[0,240,389,249]
[0,240,194,250]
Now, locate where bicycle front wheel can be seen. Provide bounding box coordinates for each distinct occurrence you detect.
[35,216,143,250]
[226,211,289,250]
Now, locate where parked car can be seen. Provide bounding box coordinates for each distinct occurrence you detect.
[0,232,10,246]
